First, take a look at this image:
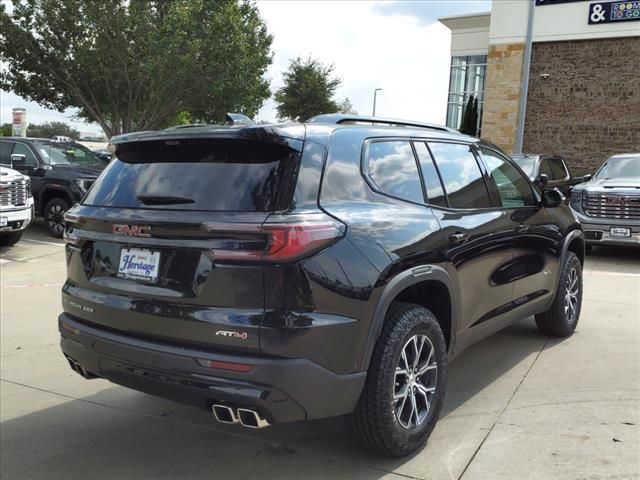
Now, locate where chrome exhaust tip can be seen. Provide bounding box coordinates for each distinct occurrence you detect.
[237,408,270,429]
[212,404,239,424]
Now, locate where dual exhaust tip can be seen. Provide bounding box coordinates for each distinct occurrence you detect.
[65,355,98,379]
[212,404,270,429]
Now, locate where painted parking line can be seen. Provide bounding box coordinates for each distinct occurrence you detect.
[23,238,65,246]
[1,282,63,289]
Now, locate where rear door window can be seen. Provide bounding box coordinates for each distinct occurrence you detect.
[364,140,424,204]
[547,158,568,180]
[427,142,491,209]
[83,139,300,212]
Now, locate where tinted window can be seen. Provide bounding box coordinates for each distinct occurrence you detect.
[0,141,14,165]
[428,142,491,209]
[539,159,552,177]
[413,142,447,207]
[481,148,535,208]
[12,143,38,168]
[83,139,300,212]
[365,140,424,203]
[548,158,568,179]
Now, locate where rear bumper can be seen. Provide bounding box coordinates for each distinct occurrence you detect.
[59,313,366,423]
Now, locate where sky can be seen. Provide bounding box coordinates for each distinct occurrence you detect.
[0,0,491,136]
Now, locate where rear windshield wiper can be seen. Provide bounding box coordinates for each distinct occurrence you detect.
[137,195,195,205]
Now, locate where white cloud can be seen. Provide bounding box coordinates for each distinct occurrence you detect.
[256,0,453,124]
[2,1,494,133]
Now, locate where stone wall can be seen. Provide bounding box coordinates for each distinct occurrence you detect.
[523,37,640,174]
[481,43,525,153]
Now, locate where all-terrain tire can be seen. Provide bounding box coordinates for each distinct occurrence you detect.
[44,197,70,238]
[346,302,448,457]
[0,232,23,246]
[535,251,582,337]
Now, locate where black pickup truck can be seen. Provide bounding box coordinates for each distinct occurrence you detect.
[0,137,106,237]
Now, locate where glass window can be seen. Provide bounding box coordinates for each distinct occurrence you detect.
[34,142,101,166]
[538,159,552,178]
[428,142,491,209]
[11,143,38,168]
[594,156,640,179]
[0,141,14,165]
[365,140,424,204]
[481,148,535,208]
[446,55,487,135]
[547,158,568,180]
[413,142,447,207]
[511,155,537,179]
[83,139,300,212]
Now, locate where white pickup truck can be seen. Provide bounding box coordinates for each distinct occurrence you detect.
[0,166,34,246]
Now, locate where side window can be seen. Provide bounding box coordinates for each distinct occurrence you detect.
[365,140,424,204]
[0,141,14,165]
[539,159,552,177]
[413,142,447,207]
[428,142,491,209]
[11,143,38,168]
[480,147,536,208]
[547,158,568,180]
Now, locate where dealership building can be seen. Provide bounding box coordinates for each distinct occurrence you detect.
[439,0,639,173]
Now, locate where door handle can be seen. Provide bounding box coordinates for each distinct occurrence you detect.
[515,224,530,233]
[449,232,470,245]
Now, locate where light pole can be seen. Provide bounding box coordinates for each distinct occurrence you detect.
[372,88,382,116]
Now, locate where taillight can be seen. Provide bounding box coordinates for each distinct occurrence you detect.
[203,214,345,262]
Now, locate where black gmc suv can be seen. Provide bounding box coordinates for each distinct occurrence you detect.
[58,115,585,456]
[0,137,106,237]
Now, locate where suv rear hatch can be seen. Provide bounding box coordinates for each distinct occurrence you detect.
[63,135,304,354]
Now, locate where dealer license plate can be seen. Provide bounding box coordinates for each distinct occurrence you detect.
[0,217,7,227]
[118,248,161,282]
[610,227,631,238]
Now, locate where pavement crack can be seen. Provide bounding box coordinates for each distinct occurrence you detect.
[456,337,551,480]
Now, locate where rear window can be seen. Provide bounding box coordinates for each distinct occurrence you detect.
[83,139,300,212]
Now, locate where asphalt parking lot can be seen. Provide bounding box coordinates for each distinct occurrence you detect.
[1,220,639,480]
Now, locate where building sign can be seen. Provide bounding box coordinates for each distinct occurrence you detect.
[11,108,27,137]
[535,0,588,5]
[589,1,640,23]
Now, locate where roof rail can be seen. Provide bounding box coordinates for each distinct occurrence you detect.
[305,113,457,133]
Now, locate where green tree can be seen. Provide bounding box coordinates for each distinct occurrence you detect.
[337,97,357,115]
[0,0,273,137]
[27,121,81,139]
[459,95,478,136]
[274,57,350,122]
[0,124,12,137]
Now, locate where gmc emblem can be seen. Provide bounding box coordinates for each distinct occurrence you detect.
[112,224,151,237]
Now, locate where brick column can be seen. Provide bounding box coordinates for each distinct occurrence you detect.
[481,43,525,154]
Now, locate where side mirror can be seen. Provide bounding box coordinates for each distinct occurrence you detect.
[534,173,549,189]
[10,154,26,168]
[542,188,565,208]
[582,174,592,182]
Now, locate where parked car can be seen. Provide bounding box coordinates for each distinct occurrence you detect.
[0,138,105,238]
[58,114,585,456]
[0,165,34,246]
[511,154,588,197]
[570,153,640,252]
[92,148,113,163]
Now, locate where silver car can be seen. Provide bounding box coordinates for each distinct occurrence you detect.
[570,153,640,251]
